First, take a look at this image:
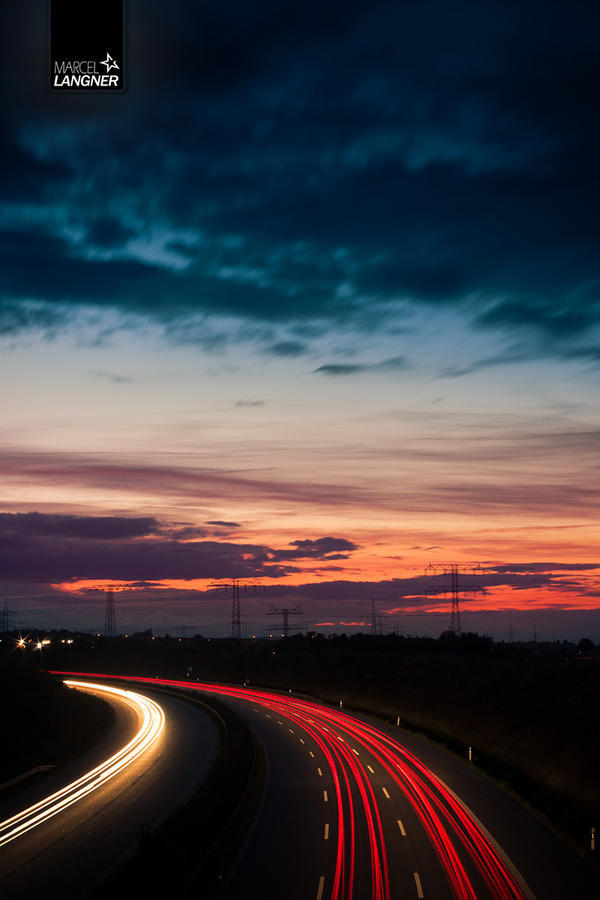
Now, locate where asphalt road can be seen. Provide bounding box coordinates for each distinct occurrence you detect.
[45,672,600,900]
[220,692,520,900]
[0,681,219,900]
[222,695,600,900]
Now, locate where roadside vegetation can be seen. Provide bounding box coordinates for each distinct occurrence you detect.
[0,649,113,784]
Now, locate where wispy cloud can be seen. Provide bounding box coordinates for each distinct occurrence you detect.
[89,369,134,384]
[314,356,408,376]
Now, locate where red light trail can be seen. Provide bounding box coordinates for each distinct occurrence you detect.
[50,672,530,900]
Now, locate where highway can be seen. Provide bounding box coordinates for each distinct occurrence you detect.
[0,680,219,899]
[50,671,600,900]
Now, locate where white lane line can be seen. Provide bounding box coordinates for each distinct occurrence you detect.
[309,751,315,758]
[277,720,284,725]
[317,767,323,776]
[414,872,424,898]
[265,714,272,718]
[300,738,305,744]
[323,790,329,802]
[316,875,325,900]
[352,748,359,755]
[367,764,375,773]
[382,787,391,799]
[397,819,406,836]
[324,823,330,840]
[289,728,294,734]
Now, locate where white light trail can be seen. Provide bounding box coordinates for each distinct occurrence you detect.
[0,680,165,847]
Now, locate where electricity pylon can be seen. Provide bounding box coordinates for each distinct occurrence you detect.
[88,584,132,638]
[266,605,304,638]
[360,598,385,635]
[424,563,485,635]
[208,580,264,639]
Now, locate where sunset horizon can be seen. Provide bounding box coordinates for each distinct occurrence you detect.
[2,0,599,640]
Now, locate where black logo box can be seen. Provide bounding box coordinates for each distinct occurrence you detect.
[49,0,125,90]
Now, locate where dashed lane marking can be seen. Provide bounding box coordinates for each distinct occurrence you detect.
[382,787,391,799]
[324,823,329,840]
[414,872,424,898]
[323,790,329,802]
[397,819,406,836]
[316,876,325,900]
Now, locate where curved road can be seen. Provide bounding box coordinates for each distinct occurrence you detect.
[0,681,219,900]
[51,672,600,900]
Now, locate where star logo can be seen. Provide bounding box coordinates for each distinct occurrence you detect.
[100,52,119,73]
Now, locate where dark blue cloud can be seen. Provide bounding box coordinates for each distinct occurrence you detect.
[1,0,599,355]
[315,356,407,376]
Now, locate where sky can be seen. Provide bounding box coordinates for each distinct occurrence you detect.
[1,0,599,639]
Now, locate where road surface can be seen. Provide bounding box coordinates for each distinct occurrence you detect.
[0,680,219,899]
[51,671,600,900]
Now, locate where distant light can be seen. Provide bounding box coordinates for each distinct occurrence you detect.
[36,642,42,650]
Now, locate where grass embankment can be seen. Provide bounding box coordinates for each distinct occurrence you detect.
[0,656,114,784]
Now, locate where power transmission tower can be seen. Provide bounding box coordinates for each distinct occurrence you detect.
[266,605,304,638]
[424,563,485,635]
[360,598,384,635]
[208,580,264,638]
[88,585,132,638]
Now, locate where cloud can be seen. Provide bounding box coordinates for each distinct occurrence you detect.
[269,537,358,561]
[89,369,134,384]
[438,351,532,378]
[235,399,265,407]
[0,512,161,541]
[1,1,598,359]
[484,563,600,574]
[0,448,375,510]
[314,356,408,376]
[266,340,307,357]
[0,512,292,582]
[0,513,356,584]
[206,520,242,528]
